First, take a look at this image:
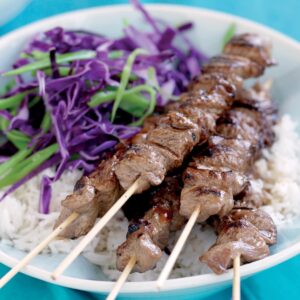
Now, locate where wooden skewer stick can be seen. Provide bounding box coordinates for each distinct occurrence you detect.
[106,256,136,300]
[232,255,241,300]
[0,212,79,289]
[51,178,141,280]
[156,205,201,289]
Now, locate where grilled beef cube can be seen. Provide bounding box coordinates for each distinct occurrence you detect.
[224,33,275,67]
[180,90,230,113]
[179,107,217,141]
[183,168,246,195]
[147,111,200,157]
[55,155,123,238]
[200,208,277,274]
[181,186,233,223]
[200,222,269,274]
[227,208,277,244]
[203,54,264,79]
[216,109,262,155]
[188,73,241,97]
[90,156,123,217]
[234,85,278,147]
[54,176,98,239]
[117,230,162,273]
[194,136,254,173]
[150,175,185,231]
[114,143,167,193]
[180,136,254,222]
[180,168,246,222]
[115,111,200,192]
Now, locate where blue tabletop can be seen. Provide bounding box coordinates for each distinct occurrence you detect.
[1,1,300,299]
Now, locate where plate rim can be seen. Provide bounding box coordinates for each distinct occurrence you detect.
[0,3,300,294]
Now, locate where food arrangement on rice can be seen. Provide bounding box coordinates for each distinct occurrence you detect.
[1,0,300,286]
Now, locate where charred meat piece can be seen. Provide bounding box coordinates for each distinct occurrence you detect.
[117,231,162,273]
[216,109,262,155]
[55,151,124,239]
[113,143,168,194]
[200,207,277,274]
[200,221,270,274]
[194,136,254,173]
[181,166,247,222]
[223,33,275,67]
[202,54,264,79]
[116,175,184,272]
[233,84,278,147]
[54,176,98,239]
[187,73,242,97]
[228,207,277,244]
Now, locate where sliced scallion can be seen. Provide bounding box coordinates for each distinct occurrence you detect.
[222,23,236,49]
[89,84,155,118]
[3,50,96,77]
[6,130,31,150]
[110,48,148,122]
[0,90,32,110]
[0,143,58,189]
[0,147,32,178]
[41,112,52,132]
[108,50,124,59]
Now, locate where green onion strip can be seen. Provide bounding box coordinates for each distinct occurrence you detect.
[0,143,58,189]
[3,50,96,77]
[89,83,156,124]
[0,147,33,178]
[110,48,148,122]
[222,23,237,49]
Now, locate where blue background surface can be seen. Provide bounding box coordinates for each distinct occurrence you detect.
[1,0,300,299]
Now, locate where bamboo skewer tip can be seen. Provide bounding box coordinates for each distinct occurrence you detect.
[106,256,136,300]
[0,212,78,289]
[232,255,241,300]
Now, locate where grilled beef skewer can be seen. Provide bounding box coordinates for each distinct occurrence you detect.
[194,85,278,274]
[180,83,277,222]
[116,81,277,272]
[54,33,273,239]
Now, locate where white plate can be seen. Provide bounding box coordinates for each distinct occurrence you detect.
[1,4,300,299]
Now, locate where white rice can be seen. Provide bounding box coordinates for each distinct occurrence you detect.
[0,114,299,281]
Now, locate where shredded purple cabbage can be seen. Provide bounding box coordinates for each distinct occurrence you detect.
[0,0,207,213]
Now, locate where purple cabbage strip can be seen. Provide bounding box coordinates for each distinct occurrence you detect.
[9,98,29,130]
[39,175,53,214]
